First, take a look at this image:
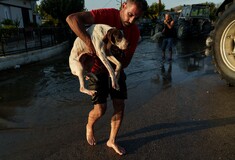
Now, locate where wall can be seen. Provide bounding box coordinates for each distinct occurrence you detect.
[0,41,70,71]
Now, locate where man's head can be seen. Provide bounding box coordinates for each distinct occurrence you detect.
[120,0,148,27]
[165,13,172,21]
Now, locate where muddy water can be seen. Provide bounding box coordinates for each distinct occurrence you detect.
[0,37,212,130]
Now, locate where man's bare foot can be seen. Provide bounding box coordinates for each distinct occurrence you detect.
[106,140,126,155]
[86,124,96,145]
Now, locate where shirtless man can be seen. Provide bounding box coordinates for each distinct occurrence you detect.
[66,0,147,155]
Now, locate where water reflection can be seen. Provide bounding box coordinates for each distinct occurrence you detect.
[175,37,206,55]
[174,38,207,72]
[161,62,172,86]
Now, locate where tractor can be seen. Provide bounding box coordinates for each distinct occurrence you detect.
[177,4,213,39]
[205,0,235,86]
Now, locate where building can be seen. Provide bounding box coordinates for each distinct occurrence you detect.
[0,0,41,28]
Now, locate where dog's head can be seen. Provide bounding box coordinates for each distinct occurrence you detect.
[103,28,129,50]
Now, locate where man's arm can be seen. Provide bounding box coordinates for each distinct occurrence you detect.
[164,20,174,29]
[66,12,96,55]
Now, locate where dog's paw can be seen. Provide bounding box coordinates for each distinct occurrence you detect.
[112,83,120,91]
[89,90,97,96]
[80,88,97,96]
[115,71,120,80]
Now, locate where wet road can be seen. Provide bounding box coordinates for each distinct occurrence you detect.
[0,37,234,160]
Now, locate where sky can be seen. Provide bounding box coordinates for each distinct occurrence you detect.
[85,0,224,10]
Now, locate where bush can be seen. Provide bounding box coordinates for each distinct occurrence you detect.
[40,20,56,27]
[0,19,18,39]
[1,19,14,26]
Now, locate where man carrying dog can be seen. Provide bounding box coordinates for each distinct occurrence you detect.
[66,0,148,155]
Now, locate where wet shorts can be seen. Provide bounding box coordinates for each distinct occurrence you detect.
[88,72,127,105]
[162,37,174,51]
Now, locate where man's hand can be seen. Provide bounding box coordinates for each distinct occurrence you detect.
[86,39,96,57]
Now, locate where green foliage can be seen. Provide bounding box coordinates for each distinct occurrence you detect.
[1,18,20,28]
[39,0,85,25]
[205,2,217,21]
[0,26,18,39]
[146,2,165,19]
[0,19,19,39]
[40,20,57,27]
[1,19,14,26]
[13,18,20,28]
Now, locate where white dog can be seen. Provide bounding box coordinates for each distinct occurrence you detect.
[69,24,129,96]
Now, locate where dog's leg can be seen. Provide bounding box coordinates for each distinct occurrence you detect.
[77,70,97,96]
[106,55,122,80]
[96,51,119,90]
[70,59,97,96]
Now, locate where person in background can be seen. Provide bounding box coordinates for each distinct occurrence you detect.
[66,0,148,155]
[162,13,175,62]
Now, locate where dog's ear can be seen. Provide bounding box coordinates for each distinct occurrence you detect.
[102,32,109,44]
[103,28,117,44]
[110,30,117,44]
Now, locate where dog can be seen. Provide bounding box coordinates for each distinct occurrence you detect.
[69,24,129,96]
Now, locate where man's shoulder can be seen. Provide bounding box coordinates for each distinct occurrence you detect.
[91,8,119,14]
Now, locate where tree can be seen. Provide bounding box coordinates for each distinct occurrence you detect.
[146,2,165,20]
[203,2,217,21]
[39,0,85,26]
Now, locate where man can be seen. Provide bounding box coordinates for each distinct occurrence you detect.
[66,0,147,155]
[162,13,175,62]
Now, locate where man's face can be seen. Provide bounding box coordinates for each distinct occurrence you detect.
[120,2,143,27]
[165,14,170,21]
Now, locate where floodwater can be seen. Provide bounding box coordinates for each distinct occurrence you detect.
[0,37,219,159]
[0,37,211,129]
[0,39,210,129]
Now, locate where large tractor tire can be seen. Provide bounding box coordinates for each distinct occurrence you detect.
[210,2,235,85]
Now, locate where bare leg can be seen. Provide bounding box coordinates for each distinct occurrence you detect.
[106,99,126,155]
[86,103,107,145]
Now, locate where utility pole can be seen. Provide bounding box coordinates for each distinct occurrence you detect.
[116,0,122,9]
[158,0,161,15]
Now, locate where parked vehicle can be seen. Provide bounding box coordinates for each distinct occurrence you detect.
[137,18,155,36]
[205,0,235,85]
[177,4,213,39]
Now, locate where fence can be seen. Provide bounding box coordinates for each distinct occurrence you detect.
[0,27,70,57]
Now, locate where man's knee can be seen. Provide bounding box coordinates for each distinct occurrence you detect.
[113,99,125,113]
[93,104,107,117]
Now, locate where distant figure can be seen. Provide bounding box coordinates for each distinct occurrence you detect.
[161,13,175,62]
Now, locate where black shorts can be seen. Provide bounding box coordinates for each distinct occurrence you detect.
[88,72,127,105]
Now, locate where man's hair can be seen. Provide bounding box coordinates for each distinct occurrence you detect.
[126,0,148,12]
[165,13,173,20]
